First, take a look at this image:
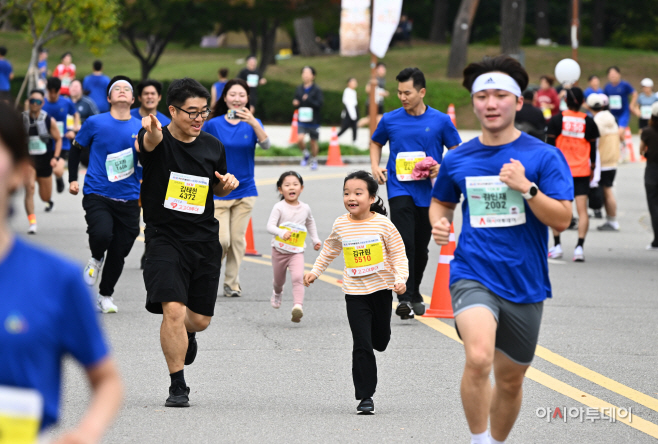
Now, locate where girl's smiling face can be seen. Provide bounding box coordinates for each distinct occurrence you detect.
[279,175,303,204]
[343,178,375,218]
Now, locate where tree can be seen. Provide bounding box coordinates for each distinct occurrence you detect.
[9,0,119,106]
[535,0,550,42]
[591,0,605,47]
[429,0,449,43]
[500,0,526,55]
[447,0,479,78]
[294,16,320,57]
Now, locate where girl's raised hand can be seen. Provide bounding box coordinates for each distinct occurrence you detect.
[303,272,316,287]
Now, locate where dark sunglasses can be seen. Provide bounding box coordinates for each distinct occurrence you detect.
[29,99,43,105]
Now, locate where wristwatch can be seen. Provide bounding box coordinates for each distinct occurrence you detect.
[521,182,538,200]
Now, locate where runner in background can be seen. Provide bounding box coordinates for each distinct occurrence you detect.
[37,48,48,90]
[210,68,229,109]
[52,52,76,96]
[131,79,171,125]
[370,67,461,320]
[43,76,80,193]
[358,62,388,128]
[603,66,637,151]
[338,77,358,142]
[514,89,546,140]
[632,78,658,133]
[583,75,603,116]
[294,66,324,171]
[533,75,560,121]
[238,56,266,114]
[0,46,14,102]
[22,89,62,234]
[70,79,100,123]
[83,60,111,113]
[0,100,123,444]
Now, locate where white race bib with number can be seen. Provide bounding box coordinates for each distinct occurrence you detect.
[105,148,135,182]
[246,74,259,87]
[0,386,43,444]
[395,151,426,181]
[641,105,653,120]
[28,136,47,156]
[609,95,622,110]
[298,107,314,123]
[164,172,209,214]
[466,176,526,228]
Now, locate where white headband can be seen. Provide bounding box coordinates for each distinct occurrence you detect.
[471,72,521,97]
[108,80,133,96]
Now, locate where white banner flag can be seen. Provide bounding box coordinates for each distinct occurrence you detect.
[369,0,403,58]
[340,0,371,56]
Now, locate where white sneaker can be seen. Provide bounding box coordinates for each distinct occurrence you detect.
[573,246,585,262]
[84,257,103,286]
[27,224,37,235]
[548,244,563,259]
[646,244,658,251]
[271,291,282,309]
[291,304,303,323]
[97,295,118,313]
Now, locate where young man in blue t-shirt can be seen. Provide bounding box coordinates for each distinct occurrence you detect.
[131,79,171,126]
[430,56,573,444]
[83,60,111,113]
[603,66,637,140]
[370,67,461,320]
[69,75,142,314]
[0,46,14,100]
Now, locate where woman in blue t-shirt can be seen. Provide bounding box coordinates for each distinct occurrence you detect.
[205,79,270,297]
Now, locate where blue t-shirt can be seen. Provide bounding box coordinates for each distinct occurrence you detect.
[82,74,111,113]
[0,59,12,91]
[0,238,109,430]
[203,116,263,200]
[583,87,602,98]
[432,132,573,304]
[75,113,142,200]
[43,97,77,151]
[37,60,47,80]
[130,108,171,126]
[213,81,227,98]
[372,106,462,207]
[603,81,634,119]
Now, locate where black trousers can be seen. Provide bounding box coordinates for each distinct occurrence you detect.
[345,290,392,400]
[82,194,140,297]
[337,115,357,141]
[646,164,658,247]
[388,195,432,303]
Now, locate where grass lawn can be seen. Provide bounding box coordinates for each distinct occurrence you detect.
[2,31,656,129]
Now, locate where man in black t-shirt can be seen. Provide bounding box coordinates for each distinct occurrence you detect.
[237,55,267,113]
[515,89,546,140]
[138,78,239,408]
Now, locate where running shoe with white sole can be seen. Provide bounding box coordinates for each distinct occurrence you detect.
[411,302,426,316]
[84,257,103,286]
[573,246,585,262]
[271,291,282,309]
[300,149,310,167]
[646,244,658,251]
[97,295,118,313]
[597,222,619,231]
[27,224,37,235]
[310,159,318,171]
[291,304,303,323]
[395,301,414,320]
[548,244,563,259]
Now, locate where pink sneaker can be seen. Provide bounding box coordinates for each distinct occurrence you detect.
[271,291,282,309]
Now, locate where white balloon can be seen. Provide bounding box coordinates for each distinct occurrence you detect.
[555,58,581,85]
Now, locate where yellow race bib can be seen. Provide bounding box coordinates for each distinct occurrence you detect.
[342,236,385,277]
[0,386,43,444]
[395,151,426,181]
[275,222,307,253]
[164,172,209,214]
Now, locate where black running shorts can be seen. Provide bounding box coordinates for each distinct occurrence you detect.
[599,169,617,188]
[31,153,53,178]
[573,176,590,196]
[143,235,222,317]
[450,279,543,365]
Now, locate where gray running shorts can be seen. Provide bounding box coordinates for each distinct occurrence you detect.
[450,279,543,365]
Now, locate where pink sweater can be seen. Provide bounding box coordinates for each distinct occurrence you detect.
[267,200,322,254]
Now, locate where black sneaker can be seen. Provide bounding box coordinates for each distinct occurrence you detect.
[395,301,414,320]
[44,201,54,212]
[568,217,578,230]
[411,302,425,316]
[56,177,65,193]
[185,332,197,366]
[593,209,603,219]
[165,380,190,407]
[357,398,375,414]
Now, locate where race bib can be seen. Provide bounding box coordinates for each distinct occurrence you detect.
[56,121,64,136]
[246,74,259,88]
[542,108,552,119]
[342,236,385,277]
[466,176,526,228]
[275,222,307,253]
[0,386,43,444]
[609,95,622,110]
[164,172,209,214]
[28,136,47,156]
[66,114,74,129]
[61,77,71,88]
[562,115,586,138]
[641,105,653,120]
[395,151,426,181]
[375,86,386,104]
[298,107,314,123]
[105,147,135,182]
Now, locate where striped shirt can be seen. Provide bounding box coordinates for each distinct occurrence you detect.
[310,212,409,295]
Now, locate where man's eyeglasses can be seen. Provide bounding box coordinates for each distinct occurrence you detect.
[29,99,43,105]
[173,105,210,120]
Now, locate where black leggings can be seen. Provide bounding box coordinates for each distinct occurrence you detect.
[646,164,658,247]
[337,116,357,142]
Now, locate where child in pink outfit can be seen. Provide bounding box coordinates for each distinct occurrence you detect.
[267,171,322,322]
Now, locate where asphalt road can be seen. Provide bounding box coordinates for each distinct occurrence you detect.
[10,157,658,443]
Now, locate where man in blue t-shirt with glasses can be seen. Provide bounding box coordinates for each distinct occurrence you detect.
[370,67,461,320]
[431,55,573,444]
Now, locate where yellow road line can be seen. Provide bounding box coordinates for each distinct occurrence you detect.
[241,256,658,439]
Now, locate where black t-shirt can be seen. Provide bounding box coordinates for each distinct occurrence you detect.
[641,126,658,165]
[516,103,546,130]
[238,68,261,100]
[138,127,227,243]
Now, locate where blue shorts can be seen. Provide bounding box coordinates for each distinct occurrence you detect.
[616,111,630,128]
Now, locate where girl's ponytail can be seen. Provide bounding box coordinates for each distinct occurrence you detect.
[371,196,387,216]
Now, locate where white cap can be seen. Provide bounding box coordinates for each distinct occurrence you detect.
[641,78,654,88]
[651,101,658,117]
[586,93,607,110]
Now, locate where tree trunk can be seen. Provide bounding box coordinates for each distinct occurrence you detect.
[258,19,279,74]
[447,0,479,78]
[592,0,605,47]
[243,22,258,56]
[293,16,320,57]
[500,0,526,55]
[535,0,550,41]
[429,0,448,43]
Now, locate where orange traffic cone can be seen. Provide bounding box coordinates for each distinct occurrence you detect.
[447,103,457,128]
[423,223,455,319]
[288,110,299,144]
[624,127,637,163]
[244,218,261,257]
[326,127,345,166]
